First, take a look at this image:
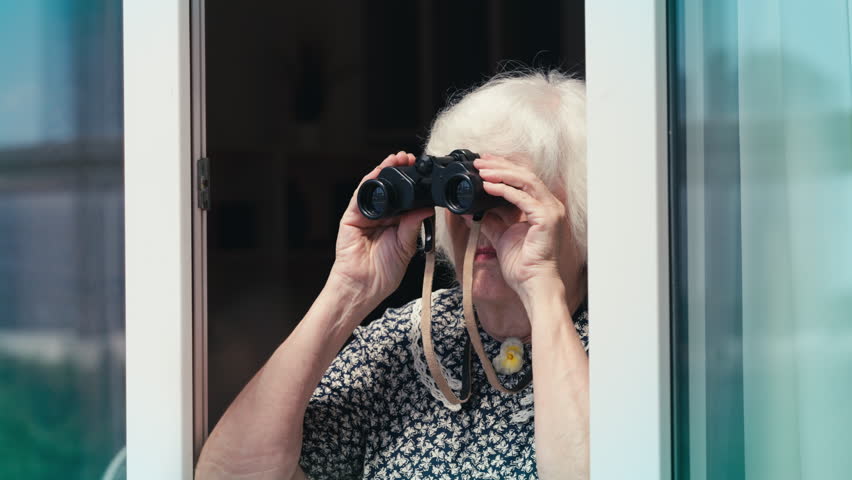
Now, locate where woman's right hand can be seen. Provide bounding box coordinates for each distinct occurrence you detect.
[329,151,434,306]
[199,154,429,479]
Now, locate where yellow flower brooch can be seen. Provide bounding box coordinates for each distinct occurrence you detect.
[491,337,525,375]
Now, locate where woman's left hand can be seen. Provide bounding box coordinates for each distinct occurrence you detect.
[473,154,568,298]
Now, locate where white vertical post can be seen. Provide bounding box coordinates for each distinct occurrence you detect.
[585,0,671,478]
[124,1,193,478]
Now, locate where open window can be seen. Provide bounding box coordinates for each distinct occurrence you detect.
[128,1,852,479]
[126,1,675,478]
[196,0,587,455]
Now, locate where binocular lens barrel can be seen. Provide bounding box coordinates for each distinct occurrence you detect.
[358,179,393,219]
[370,186,387,214]
[356,150,508,219]
[443,173,508,215]
[446,175,474,213]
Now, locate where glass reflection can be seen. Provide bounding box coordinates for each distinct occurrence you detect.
[670,0,852,479]
[0,1,125,478]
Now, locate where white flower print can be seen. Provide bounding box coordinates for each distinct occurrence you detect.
[299,287,590,479]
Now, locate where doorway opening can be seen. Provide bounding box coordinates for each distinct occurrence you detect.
[202,0,586,435]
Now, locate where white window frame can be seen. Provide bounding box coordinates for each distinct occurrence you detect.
[124,1,194,478]
[586,0,672,479]
[123,0,672,477]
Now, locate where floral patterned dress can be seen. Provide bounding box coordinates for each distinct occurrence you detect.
[299,287,589,479]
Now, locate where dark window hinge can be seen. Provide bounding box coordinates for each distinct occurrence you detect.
[197,157,211,210]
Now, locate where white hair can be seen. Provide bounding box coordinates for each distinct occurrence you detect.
[425,70,587,269]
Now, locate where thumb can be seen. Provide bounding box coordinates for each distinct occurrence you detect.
[479,212,508,245]
[397,207,436,254]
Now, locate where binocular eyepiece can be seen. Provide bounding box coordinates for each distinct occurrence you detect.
[357,149,509,219]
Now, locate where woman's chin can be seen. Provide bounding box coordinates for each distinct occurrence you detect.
[470,267,516,303]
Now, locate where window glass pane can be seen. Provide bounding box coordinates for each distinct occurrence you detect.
[669,1,852,479]
[0,1,125,479]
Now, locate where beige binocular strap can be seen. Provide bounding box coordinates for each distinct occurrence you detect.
[420,217,531,406]
[420,238,473,405]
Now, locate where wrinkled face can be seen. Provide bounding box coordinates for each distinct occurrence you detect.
[443,157,574,304]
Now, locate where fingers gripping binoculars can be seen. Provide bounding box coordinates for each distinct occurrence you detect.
[357,149,508,219]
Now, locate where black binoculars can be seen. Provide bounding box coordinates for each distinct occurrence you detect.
[357,149,508,219]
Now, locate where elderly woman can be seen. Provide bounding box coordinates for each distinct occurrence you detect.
[196,71,589,479]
